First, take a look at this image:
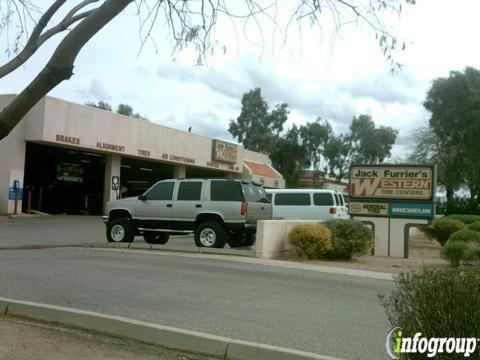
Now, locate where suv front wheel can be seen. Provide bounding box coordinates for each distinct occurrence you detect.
[194,221,226,248]
[106,218,134,243]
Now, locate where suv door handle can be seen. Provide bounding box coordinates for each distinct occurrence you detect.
[195,204,202,208]
[166,204,172,208]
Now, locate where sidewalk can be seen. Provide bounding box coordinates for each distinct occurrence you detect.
[0,316,217,360]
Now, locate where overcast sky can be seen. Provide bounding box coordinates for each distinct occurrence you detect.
[1,0,480,158]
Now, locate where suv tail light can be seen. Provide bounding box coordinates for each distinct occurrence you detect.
[241,201,248,216]
[329,207,337,214]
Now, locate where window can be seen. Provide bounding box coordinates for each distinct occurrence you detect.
[145,181,174,200]
[313,193,334,206]
[274,193,311,206]
[177,182,202,201]
[334,194,340,206]
[210,181,243,201]
[266,193,272,202]
[242,183,270,203]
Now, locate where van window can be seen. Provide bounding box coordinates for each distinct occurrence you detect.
[313,193,334,206]
[177,181,202,201]
[275,193,311,206]
[334,193,340,206]
[338,194,345,206]
[210,181,243,201]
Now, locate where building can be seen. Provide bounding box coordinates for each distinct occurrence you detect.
[0,95,285,215]
[298,170,348,194]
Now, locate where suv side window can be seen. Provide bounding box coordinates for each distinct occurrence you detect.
[177,181,202,201]
[275,193,311,206]
[145,181,174,200]
[210,181,243,201]
[313,193,334,206]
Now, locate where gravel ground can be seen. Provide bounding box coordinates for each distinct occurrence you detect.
[0,316,218,360]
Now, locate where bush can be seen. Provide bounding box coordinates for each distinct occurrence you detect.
[323,219,373,260]
[288,223,332,259]
[422,218,466,246]
[448,229,480,243]
[446,214,480,224]
[468,221,480,232]
[441,241,469,267]
[380,268,480,360]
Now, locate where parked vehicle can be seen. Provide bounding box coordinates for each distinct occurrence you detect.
[103,178,272,248]
[265,189,349,220]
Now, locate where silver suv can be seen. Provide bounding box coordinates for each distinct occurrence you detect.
[104,178,272,248]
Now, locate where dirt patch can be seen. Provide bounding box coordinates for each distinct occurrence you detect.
[286,229,449,274]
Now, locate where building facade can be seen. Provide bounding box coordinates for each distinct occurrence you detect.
[0,95,284,215]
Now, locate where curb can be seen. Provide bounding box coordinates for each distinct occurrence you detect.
[0,297,342,360]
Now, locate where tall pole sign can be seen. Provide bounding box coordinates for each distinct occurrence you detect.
[348,164,436,258]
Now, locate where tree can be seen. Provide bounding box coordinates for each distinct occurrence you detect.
[228,88,286,155]
[300,118,334,186]
[0,0,415,140]
[346,114,398,165]
[85,101,112,111]
[421,67,480,213]
[229,88,308,186]
[270,125,310,187]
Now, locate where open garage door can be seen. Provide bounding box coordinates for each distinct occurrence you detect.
[120,157,174,198]
[23,143,106,215]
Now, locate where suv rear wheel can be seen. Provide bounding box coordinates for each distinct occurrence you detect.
[106,218,134,243]
[194,221,226,248]
[143,232,169,245]
[228,232,256,248]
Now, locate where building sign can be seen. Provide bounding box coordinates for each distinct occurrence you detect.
[349,165,434,201]
[162,153,195,164]
[389,202,434,219]
[56,134,80,145]
[96,142,125,153]
[212,140,237,164]
[349,202,389,217]
[138,149,151,157]
[56,163,83,182]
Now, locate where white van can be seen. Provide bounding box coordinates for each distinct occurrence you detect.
[265,189,349,220]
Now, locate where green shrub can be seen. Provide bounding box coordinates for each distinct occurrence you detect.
[441,240,469,267]
[288,223,332,259]
[423,218,466,246]
[323,219,373,260]
[380,268,480,360]
[468,221,480,232]
[446,214,480,224]
[448,229,480,243]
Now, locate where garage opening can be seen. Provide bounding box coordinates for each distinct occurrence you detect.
[120,157,174,198]
[23,142,106,215]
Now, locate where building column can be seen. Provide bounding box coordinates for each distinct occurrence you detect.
[103,154,121,213]
[174,165,186,178]
[0,126,26,215]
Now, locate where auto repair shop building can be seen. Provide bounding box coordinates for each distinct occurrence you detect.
[0,95,285,215]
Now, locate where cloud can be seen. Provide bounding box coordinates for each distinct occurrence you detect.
[338,70,424,105]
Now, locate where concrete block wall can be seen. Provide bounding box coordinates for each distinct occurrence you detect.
[255,220,325,259]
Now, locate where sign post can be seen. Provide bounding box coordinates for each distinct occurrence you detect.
[348,164,436,258]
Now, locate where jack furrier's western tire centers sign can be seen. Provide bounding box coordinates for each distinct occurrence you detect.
[348,165,436,219]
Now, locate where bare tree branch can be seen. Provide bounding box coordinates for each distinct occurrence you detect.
[0,0,134,139]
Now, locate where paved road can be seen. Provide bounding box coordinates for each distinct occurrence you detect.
[0,247,394,360]
[0,215,230,252]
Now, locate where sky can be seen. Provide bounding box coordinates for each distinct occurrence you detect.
[1,0,480,159]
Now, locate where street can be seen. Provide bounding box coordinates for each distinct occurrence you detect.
[0,245,393,359]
